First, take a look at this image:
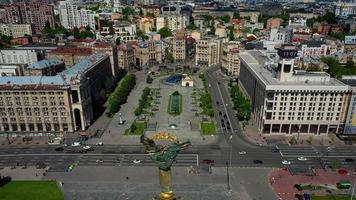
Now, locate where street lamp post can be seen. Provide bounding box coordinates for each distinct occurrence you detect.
[351,178,356,200]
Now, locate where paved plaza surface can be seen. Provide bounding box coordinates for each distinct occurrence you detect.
[269,168,356,200]
[89,70,218,146]
[43,166,277,200]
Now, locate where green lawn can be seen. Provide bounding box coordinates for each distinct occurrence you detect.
[311,195,356,200]
[201,122,216,135]
[124,121,146,135]
[0,181,64,200]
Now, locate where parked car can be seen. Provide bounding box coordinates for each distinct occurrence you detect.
[96,142,103,146]
[255,143,262,146]
[253,160,263,164]
[238,151,246,155]
[298,157,307,161]
[95,159,103,163]
[71,142,81,147]
[345,158,354,162]
[54,147,64,152]
[133,159,141,164]
[22,137,32,142]
[202,159,214,165]
[282,160,291,165]
[271,148,279,152]
[83,146,93,151]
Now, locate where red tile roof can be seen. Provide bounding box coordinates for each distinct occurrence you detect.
[49,47,92,55]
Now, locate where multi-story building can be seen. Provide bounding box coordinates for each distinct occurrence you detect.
[266,17,281,30]
[156,15,189,32]
[59,0,96,30]
[137,16,153,33]
[0,54,113,134]
[0,49,40,65]
[134,40,162,67]
[269,28,293,44]
[48,47,92,68]
[239,45,350,135]
[1,2,54,32]
[112,21,137,43]
[195,37,224,67]
[341,76,356,135]
[23,58,65,76]
[172,32,186,62]
[300,39,328,58]
[118,42,136,70]
[334,1,356,17]
[288,16,307,27]
[91,42,119,78]
[0,65,23,77]
[344,35,356,54]
[221,41,240,76]
[142,5,161,17]
[0,24,35,38]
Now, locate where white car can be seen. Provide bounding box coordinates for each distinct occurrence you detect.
[96,142,103,146]
[95,159,103,163]
[298,157,307,161]
[71,142,81,147]
[238,151,246,155]
[133,159,141,164]
[82,146,92,150]
[282,160,291,165]
[255,143,263,146]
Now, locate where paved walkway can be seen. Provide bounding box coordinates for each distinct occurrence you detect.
[269,168,356,200]
[43,166,277,200]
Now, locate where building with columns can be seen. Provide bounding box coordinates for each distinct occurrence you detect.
[0,54,113,134]
[239,45,350,135]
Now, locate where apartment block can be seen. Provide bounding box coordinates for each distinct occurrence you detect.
[300,39,327,58]
[118,42,136,70]
[195,37,224,67]
[0,24,35,38]
[48,47,92,68]
[221,41,241,76]
[134,40,162,67]
[0,49,39,65]
[59,0,96,30]
[239,45,350,135]
[1,2,54,32]
[0,54,113,134]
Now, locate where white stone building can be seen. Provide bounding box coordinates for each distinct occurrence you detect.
[0,49,39,65]
[59,0,96,30]
[0,24,35,38]
[239,46,350,135]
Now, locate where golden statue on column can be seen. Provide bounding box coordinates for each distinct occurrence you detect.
[140,132,191,200]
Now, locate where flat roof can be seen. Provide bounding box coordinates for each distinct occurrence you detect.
[239,50,347,88]
[27,58,64,69]
[0,53,108,88]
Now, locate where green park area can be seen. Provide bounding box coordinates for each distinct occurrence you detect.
[0,181,64,200]
[124,120,147,135]
[311,195,355,200]
[168,91,183,116]
[201,121,216,135]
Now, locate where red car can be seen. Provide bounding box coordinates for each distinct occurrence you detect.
[202,159,214,165]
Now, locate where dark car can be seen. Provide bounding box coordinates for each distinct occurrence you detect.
[271,148,279,152]
[227,125,231,130]
[55,147,64,152]
[221,119,224,123]
[345,158,354,162]
[65,149,76,154]
[224,114,227,119]
[222,123,226,128]
[216,101,220,105]
[219,111,222,116]
[22,137,32,142]
[35,162,46,169]
[78,149,87,154]
[253,160,263,164]
[202,159,214,165]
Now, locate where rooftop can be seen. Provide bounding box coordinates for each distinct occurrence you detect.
[49,47,92,55]
[27,58,64,69]
[239,50,347,88]
[302,39,325,47]
[0,53,108,88]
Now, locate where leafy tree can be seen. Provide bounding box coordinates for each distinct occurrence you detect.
[146,75,153,83]
[42,21,53,35]
[136,30,148,40]
[1,35,12,44]
[122,6,135,16]
[233,11,241,19]
[228,26,234,41]
[187,23,197,30]
[79,26,94,39]
[139,8,143,15]
[219,15,231,24]
[346,60,355,69]
[116,37,121,45]
[73,27,80,39]
[158,27,172,38]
